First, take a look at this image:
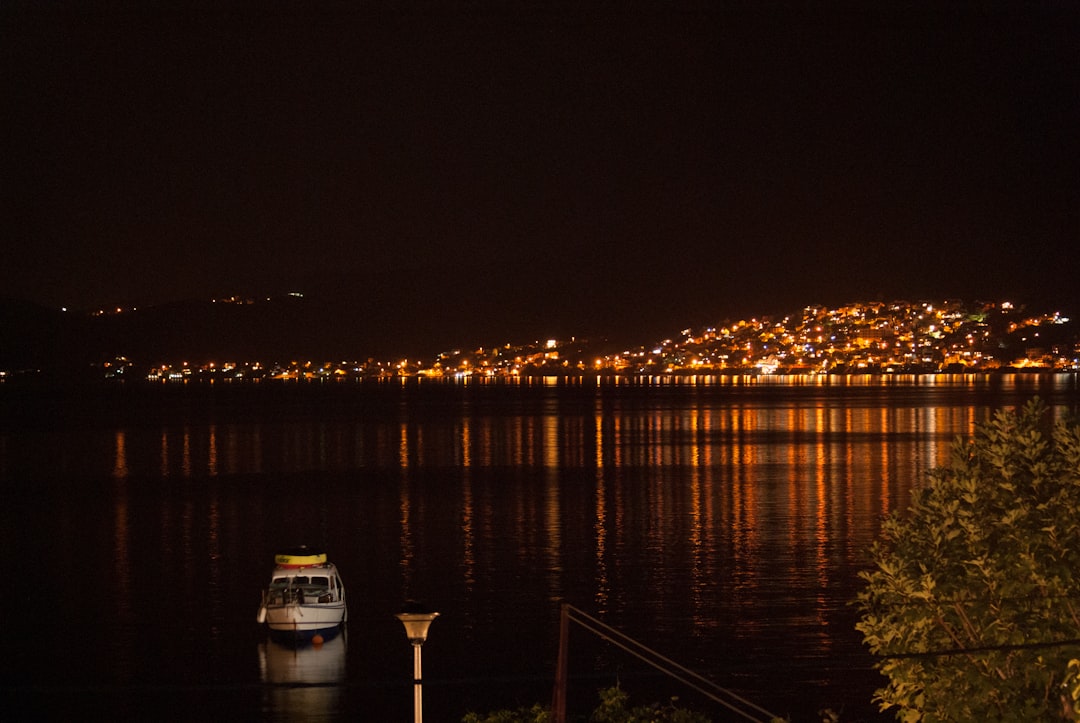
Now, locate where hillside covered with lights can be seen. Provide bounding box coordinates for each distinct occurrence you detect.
[2,296,1076,383]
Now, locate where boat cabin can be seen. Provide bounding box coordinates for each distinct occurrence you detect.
[267,564,343,605]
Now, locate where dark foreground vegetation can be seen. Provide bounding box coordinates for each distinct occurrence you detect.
[461,684,719,723]
[857,399,1080,721]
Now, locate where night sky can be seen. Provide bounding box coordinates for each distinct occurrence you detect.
[3,1,1078,353]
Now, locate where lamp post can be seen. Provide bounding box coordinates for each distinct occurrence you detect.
[396,604,439,723]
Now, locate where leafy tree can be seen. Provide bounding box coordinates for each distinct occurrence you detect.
[588,684,711,723]
[1063,659,1080,719]
[461,703,550,723]
[856,399,1080,721]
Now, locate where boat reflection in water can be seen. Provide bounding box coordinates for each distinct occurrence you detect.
[258,633,347,719]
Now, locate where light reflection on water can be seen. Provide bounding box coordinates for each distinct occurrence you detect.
[259,635,347,721]
[2,374,1078,721]
[100,401,1000,479]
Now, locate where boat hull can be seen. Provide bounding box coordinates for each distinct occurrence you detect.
[262,602,347,645]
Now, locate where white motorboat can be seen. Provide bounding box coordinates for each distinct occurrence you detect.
[257,548,347,645]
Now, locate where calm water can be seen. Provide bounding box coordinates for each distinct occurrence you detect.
[3,374,1078,722]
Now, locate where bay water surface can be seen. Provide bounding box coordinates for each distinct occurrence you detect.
[3,374,1078,721]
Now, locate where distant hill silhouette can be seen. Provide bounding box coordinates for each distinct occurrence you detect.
[0,298,87,374]
[0,295,351,370]
[0,276,643,372]
[7,285,1075,378]
[2,250,766,371]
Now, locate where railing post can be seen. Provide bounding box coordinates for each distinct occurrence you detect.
[551,602,569,723]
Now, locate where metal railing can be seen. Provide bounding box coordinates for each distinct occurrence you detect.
[551,603,779,723]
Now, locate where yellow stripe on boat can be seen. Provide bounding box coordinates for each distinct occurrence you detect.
[275,551,327,567]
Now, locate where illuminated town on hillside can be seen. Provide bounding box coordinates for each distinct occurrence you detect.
[112,298,1078,383]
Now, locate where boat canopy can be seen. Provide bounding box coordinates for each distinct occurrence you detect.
[274,548,328,568]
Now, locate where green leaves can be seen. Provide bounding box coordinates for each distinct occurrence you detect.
[855,398,1080,721]
[461,685,712,723]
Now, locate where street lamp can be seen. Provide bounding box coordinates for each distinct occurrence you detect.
[396,602,440,723]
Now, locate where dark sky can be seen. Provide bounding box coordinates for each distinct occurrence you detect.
[2,1,1078,351]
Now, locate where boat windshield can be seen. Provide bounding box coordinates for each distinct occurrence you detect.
[268,575,331,597]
